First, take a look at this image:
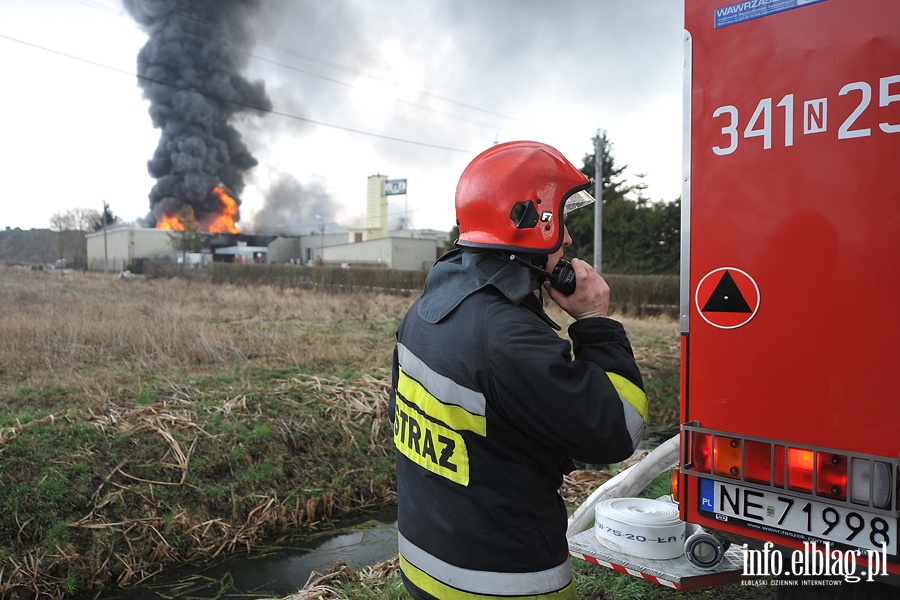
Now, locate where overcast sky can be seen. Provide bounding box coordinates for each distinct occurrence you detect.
[0,0,685,234]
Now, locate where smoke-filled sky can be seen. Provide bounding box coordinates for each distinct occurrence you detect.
[0,0,684,234]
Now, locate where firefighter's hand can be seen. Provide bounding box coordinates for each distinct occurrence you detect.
[545,258,610,320]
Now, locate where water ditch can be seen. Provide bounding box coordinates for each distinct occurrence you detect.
[85,428,678,599]
[86,509,398,600]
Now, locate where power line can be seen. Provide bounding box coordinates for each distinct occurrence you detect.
[63,0,525,125]
[125,1,523,123]
[66,0,122,15]
[0,31,477,154]
[248,38,524,123]
[232,49,505,130]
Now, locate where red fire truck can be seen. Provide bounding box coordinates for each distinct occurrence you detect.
[679,0,898,577]
[569,0,898,591]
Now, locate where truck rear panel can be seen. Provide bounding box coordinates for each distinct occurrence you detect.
[680,0,900,575]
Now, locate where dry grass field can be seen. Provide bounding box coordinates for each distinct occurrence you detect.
[0,266,685,599]
[2,268,411,394]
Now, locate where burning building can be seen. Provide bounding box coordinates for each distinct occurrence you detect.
[84,226,275,273]
[84,174,447,272]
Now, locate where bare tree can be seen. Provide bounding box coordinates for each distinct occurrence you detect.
[49,209,100,269]
[49,211,75,267]
[72,208,100,268]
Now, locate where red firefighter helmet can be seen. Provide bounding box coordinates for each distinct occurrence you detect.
[455,140,594,254]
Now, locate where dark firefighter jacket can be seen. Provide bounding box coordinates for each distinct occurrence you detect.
[389,249,647,600]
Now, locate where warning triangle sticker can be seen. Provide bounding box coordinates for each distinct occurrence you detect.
[695,267,759,329]
[701,270,752,313]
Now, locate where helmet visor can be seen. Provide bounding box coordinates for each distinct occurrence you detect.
[564,189,596,214]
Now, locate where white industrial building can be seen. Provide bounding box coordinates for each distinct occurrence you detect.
[85,226,177,272]
[267,230,447,270]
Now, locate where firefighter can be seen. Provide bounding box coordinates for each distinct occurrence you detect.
[389,140,647,599]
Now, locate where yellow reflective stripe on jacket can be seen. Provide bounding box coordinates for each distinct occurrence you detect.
[398,367,486,436]
[394,396,470,486]
[397,343,487,423]
[399,533,576,599]
[606,371,648,449]
[606,371,648,421]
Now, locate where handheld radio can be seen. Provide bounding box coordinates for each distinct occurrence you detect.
[509,255,577,296]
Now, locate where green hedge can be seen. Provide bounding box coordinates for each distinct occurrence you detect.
[145,261,426,295]
[145,261,678,316]
[604,273,679,318]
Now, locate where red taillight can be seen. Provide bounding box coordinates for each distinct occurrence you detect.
[816,452,848,501]
[692,432,712,473]
[713,436,742,479]
[682,426,896,512]
[744,439,772,485]
[773,445,786,488]
[671,466,680,500]
[788,448,814,493]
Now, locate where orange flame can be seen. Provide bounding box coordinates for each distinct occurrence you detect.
[156,212,185,231]
[205,187,240,233]
[155,187,240,233]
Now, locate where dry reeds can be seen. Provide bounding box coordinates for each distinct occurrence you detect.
[286,555,401,599]
[0,267,414,396]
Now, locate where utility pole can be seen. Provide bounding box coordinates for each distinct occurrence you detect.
[102,201,109,274]
[315,214,324,265]
[593,130,604,273]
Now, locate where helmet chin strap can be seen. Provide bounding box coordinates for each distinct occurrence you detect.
[508,253,552,280]
[508,254,564,330]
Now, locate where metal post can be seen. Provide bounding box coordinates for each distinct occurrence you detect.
[315,214,325,265]
[102,201,109,274]
[593,130,604,273]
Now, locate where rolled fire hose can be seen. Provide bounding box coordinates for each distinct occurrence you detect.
[566,434,680,538]
[593,497,685,559]
[565,434,728,567]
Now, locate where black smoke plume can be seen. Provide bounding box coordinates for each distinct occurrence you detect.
[123,0,272,229]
